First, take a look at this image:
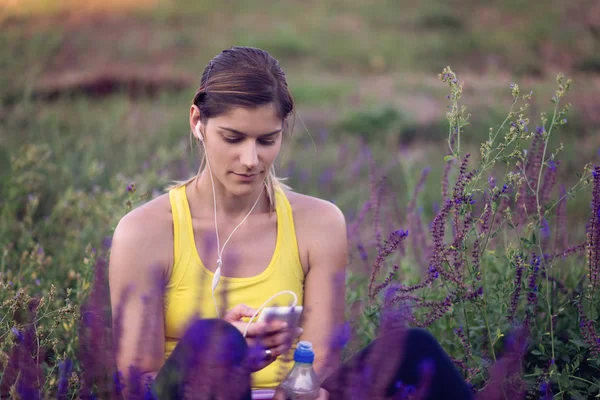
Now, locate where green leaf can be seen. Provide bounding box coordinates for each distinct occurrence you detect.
[444,155,456,162]
[570,391,585,400]
[569,339,589,348]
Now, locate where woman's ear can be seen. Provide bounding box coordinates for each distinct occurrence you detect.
[189,104,203,139]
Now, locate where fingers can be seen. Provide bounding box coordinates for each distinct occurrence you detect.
[236,321,267,338]
[244,320,288,338]
[262,326,303,347]
[224,304,257,321]
[260,326,304,359]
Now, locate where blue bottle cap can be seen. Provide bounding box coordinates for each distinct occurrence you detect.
[294,341,315,363]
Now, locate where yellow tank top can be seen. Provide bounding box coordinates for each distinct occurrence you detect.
[164,184,305,389]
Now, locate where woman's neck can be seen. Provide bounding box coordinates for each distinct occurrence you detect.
[190,171,270,220]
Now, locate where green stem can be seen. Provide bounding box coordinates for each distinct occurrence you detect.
[546,176,591,214]
[457,120,461,158]
[535,104,559,366]
[568,375,600,387]
[483,310,496,362]
[462,304,471,362]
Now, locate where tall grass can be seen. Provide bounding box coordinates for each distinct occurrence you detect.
[1,67,600,398]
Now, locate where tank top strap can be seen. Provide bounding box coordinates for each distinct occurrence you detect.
[274,187,304,283]
[168,185,195,288]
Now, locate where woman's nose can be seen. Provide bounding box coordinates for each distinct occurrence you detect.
[240,141,259,169]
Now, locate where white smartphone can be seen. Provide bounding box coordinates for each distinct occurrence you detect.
[257,306,303,326]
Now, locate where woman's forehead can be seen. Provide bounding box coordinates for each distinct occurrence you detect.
[210,104,282,135]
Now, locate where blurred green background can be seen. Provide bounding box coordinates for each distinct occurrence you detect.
[3,0,600,234]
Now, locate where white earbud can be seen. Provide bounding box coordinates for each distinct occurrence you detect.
[212,264,221,294]
[195,121,204,143]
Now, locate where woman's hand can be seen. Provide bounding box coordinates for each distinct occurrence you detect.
[224,304,303,372]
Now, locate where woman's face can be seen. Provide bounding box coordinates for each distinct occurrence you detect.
[195,104,283,197]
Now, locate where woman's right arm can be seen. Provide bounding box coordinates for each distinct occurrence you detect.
[108,210,168,385]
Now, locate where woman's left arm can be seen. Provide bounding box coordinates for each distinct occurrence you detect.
[299,200,348,382]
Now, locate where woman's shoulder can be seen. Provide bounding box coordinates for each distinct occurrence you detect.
[117,192,173,234]
[283,190,348,273]
[284,190,346,234]
[111,192,174,269]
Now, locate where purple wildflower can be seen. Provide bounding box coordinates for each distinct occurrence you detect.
[329,322,351,352]
[554,185,568,252]
[442,158,453,199]
[508,255,525,323]
[408,167,431,213]
[454,327,473,373]
[347,201,372,239]
[428,265,439,279]
[369,229,409,299]
[372,264,401,299]
[11,327,23,342]
[524,253,540,330]
[371,177,386,254]
[541,217,551,239]
[319,167,335,187]
[430,199,453,279]
[545,242,586,263]
[541,160,559,204]
[577,298,600,357]
[586,165,600,289]
[57,359,73,399]
[471,238,481,281]
[418,295,453,327]
[357,242,368,262]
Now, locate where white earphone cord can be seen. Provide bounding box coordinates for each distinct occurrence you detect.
[197,124,297,329]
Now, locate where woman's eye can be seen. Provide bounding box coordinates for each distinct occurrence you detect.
[223,137,276,145]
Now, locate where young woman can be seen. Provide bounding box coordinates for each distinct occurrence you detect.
[108,46,472,399]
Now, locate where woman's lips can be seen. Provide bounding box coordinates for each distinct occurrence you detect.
[233,172,259,181]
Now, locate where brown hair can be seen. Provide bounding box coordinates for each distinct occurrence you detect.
[168,46,295,211]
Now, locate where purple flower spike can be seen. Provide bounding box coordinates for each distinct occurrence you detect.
[11,327,23,342]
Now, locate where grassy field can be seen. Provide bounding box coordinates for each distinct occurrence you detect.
[2,0,600,397]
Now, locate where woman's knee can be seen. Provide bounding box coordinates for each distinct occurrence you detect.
[155,318,251,400]
[405,328,439,350]
[176,318,248,366]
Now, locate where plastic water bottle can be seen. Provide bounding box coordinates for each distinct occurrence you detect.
[280,341,320,400]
